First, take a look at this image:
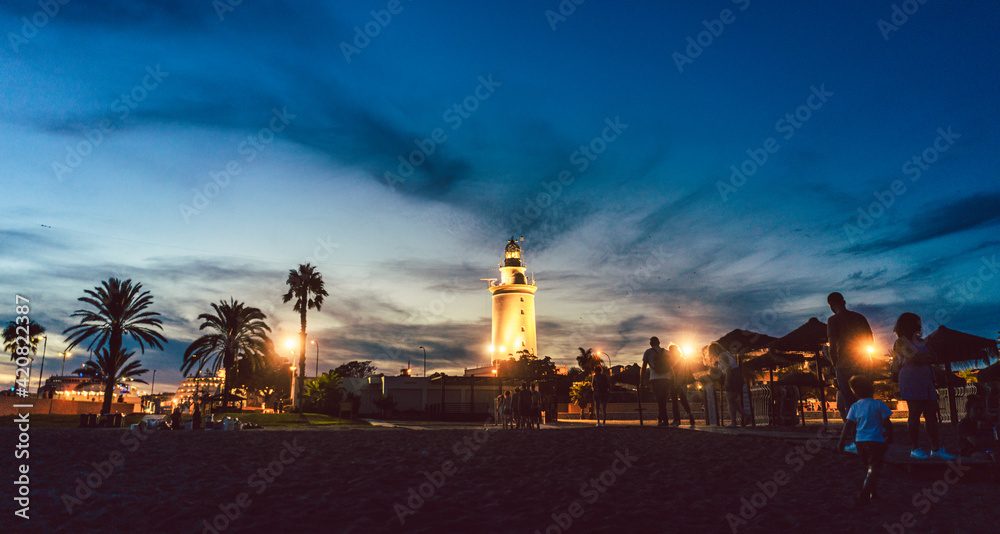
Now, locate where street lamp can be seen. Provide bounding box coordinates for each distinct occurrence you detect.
[60,351,72,376]
[289,363,297,408]
[34,335,46,396]
[419,346,427,377]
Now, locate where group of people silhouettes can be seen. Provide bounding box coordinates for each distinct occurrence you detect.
[640,338,696,427]
[496,383,541,430]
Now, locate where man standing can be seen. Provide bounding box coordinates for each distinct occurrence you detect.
[827,292,874,421]
[641,336,672,427]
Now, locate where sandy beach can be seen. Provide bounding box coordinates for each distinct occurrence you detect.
[3,423,996,534]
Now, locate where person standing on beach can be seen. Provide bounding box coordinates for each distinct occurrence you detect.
[530,383,542,429]
[666,344,696,427]
[838,375,893,505]
[710,342,745,427]
[592,366,611,427]
[892,313,954,460]
[641,336,672,427]
[826,292,874,422]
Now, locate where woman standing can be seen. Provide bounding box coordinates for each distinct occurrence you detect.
[893,313,954,460]
[710,342,745,427]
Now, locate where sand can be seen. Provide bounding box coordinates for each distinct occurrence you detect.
[2,423,996,533]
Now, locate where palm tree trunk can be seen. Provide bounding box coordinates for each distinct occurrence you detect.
[102,376,114,414]
[105,325,123,414]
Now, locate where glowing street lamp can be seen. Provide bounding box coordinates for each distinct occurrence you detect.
[289,363,297,408]
[34,334,47,396]
[60,351,72,376]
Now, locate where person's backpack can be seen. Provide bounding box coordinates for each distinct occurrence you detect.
[651,347,670,374]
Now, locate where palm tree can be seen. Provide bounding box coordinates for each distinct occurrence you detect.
[63,278,165,412]
[576,347,603,376]
[302,370,342,414]
[182,299,273,409]
[282,263,328,408]
[2,320,46,360]
[73,347,149,405]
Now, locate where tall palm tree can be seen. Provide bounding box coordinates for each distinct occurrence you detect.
[73,347,149,405]
[282,263,328,408]
[182,299,273,408]
[2,320,45,360]
[576,347,603,376]
[63,278,166,413]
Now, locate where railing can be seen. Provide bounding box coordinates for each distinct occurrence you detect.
[937,384,977,424]
[748,385,771,426]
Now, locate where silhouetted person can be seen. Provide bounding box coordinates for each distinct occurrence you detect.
[592,366,610,427]
[641,336,672,427]
[893,313,953,460]
[171,406,182,430]
[710,342,745,427]
[192,405,202,430]
[666,344,695,426]
[838,375,893,505]
[827,292,874,421]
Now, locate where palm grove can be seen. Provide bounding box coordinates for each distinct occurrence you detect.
[2,263,369,415]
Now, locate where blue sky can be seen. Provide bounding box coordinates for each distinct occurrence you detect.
[2,0,998,392]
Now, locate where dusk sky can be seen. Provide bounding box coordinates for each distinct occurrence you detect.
[2,1,998,392]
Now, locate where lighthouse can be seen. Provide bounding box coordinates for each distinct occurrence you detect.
[488,237,537,363]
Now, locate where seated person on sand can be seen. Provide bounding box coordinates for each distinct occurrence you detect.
[958,394,997,459]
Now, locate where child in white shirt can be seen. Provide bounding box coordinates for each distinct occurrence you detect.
[838,375,893,504]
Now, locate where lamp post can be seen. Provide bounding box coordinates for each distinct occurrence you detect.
[311,339,319,378]
[60,351,72,376]
[34,335,47,397]
[289,363,297,409]
[419,346,427,377]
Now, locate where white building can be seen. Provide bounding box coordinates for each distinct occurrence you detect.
[487,238,538,362]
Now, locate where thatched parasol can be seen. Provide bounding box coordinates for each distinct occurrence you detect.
[925,326,999,423]
[976,361,1000,382]
[925,326,999,366]
[768,317,828,353]
[715,329,778,355]
[767,317,830,426]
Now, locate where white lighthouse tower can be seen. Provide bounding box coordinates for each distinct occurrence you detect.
[488,237,537,363]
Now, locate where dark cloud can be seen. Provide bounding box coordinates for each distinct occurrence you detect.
[849,193,1000,253]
